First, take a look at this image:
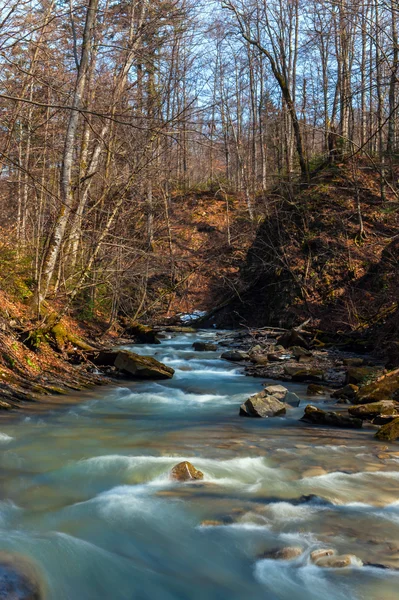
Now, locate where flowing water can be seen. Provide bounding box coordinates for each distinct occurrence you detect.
[0,331,398,599]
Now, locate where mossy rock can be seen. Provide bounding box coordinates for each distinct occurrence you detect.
[355,372,399,404]
[348,401,398,420]
[375,418,399,442]
[346,367,382,386]
[123,321,161,344]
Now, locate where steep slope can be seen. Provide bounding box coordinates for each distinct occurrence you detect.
[212,162,399,347]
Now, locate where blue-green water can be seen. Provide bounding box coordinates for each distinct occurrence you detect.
[0,331,398,599]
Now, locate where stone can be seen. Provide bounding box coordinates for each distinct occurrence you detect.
[200,520,223,527]
[240,392,287,418]
[123,321,161,344]
[315,554,363,568]
[290,346,312,359]
[88,350,174,379]
[310,549,335,563]
[0,553,42,599]
[221,351,247,362]
[262,547,304,560]
[193,342,217,352]
[332,384,359,399]
[170,461,204,482]
[355,371,399,404]
[114,351,174,379]
[346,366,381,386]
[263,385,288,400]
[251,355,269,365]
[284,367,324,382]
[307,384,332,396]
[375,417,399,442]
[278,329,309,349]
[301,405,363,429]
[348,401,398,420]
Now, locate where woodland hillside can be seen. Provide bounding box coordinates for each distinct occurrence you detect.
[0,0,398,374]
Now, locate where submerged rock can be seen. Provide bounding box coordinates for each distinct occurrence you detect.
[240,392,287,418]
[301,405,363,429]
[375,417,399,442]
[348,401,398,420]
[0,553,42,599]
[193,342,217,352]
[342,357,364,367]
[307,384,333,396]
[262,547,304,561]
[170,461,204,482]
[221,350,248,362]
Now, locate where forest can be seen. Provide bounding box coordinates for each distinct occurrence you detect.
[0,0,397,336]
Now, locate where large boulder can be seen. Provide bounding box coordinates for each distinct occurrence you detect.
[355,370,399,404]
[193,342,217,352]
[0,553,42,599]
[170,461,204,481]
[240,392,287,418]
[114,351,174,379]
[221,350,248,362]
[88,350,174,379]
[301,405,363,429]
[375,417,399,442]
[348,401,398,421]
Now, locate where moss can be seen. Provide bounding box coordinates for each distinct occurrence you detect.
[356,372,399,403]
[375,418,399,441]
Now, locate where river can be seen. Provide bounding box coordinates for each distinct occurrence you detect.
[0,330,398,599]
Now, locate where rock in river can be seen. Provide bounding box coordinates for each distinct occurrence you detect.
[375,417,399,442]
[262,547,304,561]
[240,391,287,418]
[301,405,363,429]
[88,350,174,379]
[192,342,217,352]
[263,385,300,407]
[170,461,204,482]
[0,553,42,599]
